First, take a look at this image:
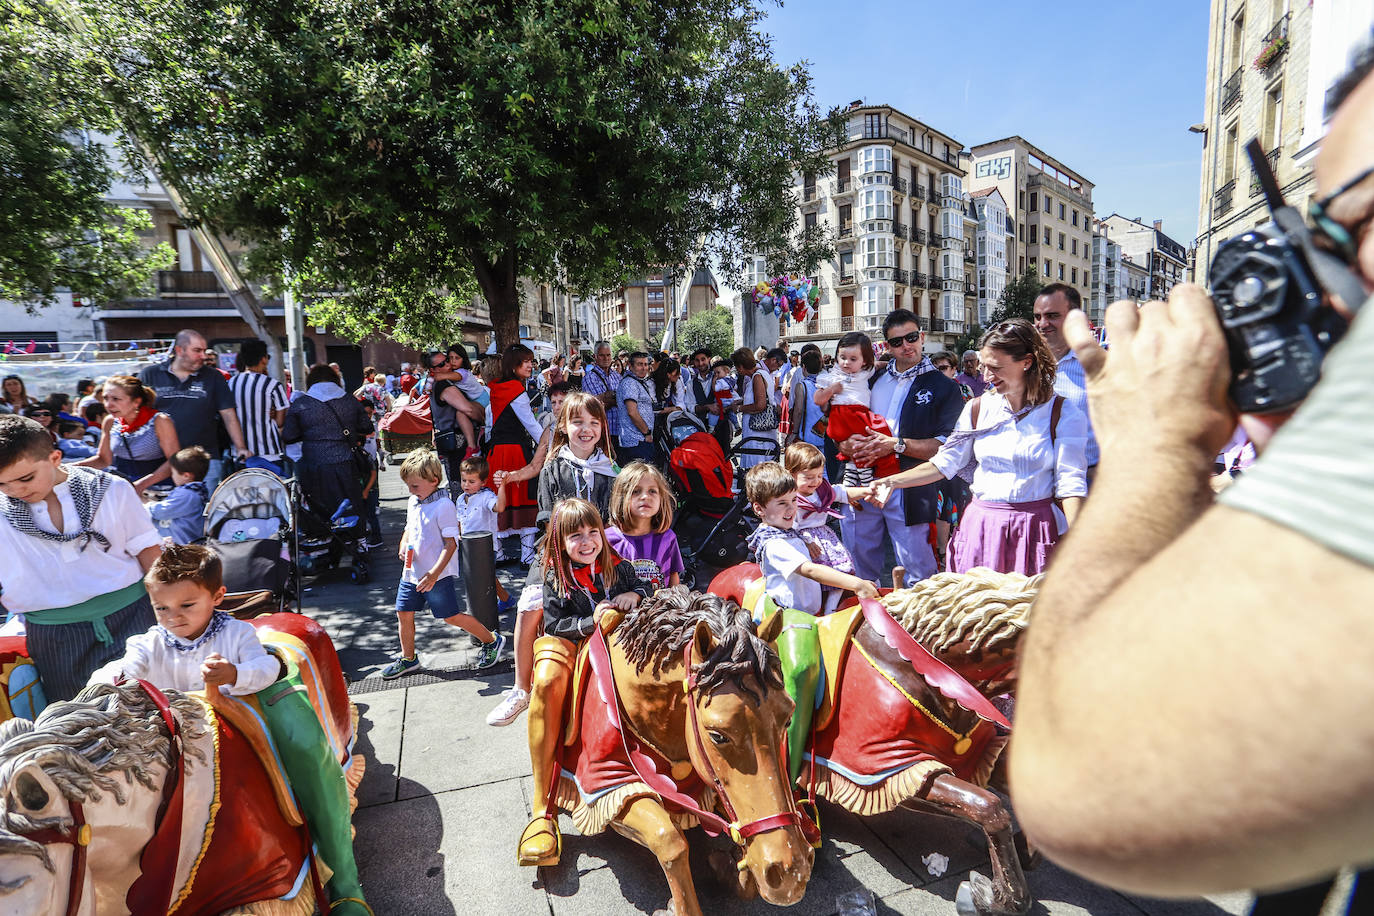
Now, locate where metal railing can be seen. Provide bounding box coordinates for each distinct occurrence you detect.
[1221,66,1243,114]
[912,272,928,289]
[1261,13,1289,50]
[803,184,820,202]
[157,270,223,294]
[894,223,909,239]
[963,249,975,263]
[894,269,910,285]
[837,273,856,286]
[892,176,908,194]
[912,228,927,246]
[929,231,944,245]
[931,318,946,332]
[912,185,926,201]
[835,177,851,193]
[838,225,853,239]
[918,317,930,330]
[1249,147,1281,195]
[964,281,977,295]
[1214,179,1236,218]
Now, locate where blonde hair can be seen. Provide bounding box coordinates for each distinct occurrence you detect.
[609,462,674,534]
[783,441,824,474]
[542,498,619,597]
[399,449,444,484]
[546,391,615,466]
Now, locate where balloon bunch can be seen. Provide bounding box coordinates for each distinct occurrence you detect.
[750,274,820,326]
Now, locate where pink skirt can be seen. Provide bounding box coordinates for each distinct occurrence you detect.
[948,498,1058,576]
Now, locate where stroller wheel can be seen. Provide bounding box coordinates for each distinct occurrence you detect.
[350,562,370,585]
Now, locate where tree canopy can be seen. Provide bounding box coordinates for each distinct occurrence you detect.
[988,266,1043,325]
[47,0,843,347]
[0,5,171,308]
[676,305,735,358]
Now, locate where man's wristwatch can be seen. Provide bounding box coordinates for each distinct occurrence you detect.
[893,437,906,455]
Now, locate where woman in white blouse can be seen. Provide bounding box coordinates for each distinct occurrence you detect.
[732,347,779,469]
[872,319,1087,575]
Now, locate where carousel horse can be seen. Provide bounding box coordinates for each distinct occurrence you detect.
[532,587,813,916]
[710,564,1039,916]
[0,613,368,916]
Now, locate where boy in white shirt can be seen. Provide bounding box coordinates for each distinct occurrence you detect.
[0,415,162,701]
[745,461,877,781]
[454,455,516,614]
[382,450,505,679]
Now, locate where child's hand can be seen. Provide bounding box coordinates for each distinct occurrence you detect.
[807,541,822,560]
[611,592,641,611]
[823,380,843,396]
[416,570,438,593]
[202,653,238,689]
[494,470,509,487]
[854,580,880,601]
[868,482,893,507]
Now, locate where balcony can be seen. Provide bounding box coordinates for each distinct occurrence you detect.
[929,231,944,246]
[894,269,910,286]
[157,270,223,295]
[943,150,959,165]
[836,272,857,290]
[912,185,926,201]
[912,227,927,247]
[893,222,909,240]
[540,310,554,325]
[801,184,822,209]
[917,316,930,330]
[1213,179,1236,218]
[795,316,860,338]
[1220,66,1242,114]
[912,271,928,289]
[1249,147,1281,196]
[834,177,855,197]
[892,176,908,197]
[964,281,977,295]
[963,248,976,264]
[931,318,965,334]
[1257,14,1290,71]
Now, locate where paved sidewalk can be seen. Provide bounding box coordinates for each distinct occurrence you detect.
[306,469,1254,916]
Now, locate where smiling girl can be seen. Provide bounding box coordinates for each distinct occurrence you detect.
[605,462,683,591]
[519,498,646,867]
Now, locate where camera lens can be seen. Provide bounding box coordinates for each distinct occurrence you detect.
[1233,275,1266,307]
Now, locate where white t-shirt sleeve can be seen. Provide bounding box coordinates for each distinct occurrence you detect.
[103,476,164,557]
[87,630,155,687]
[763,538,808,580]
[223,622,281,696]
[435,500,461,540]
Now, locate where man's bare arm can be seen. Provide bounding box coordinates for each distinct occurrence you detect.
[1013,290,1374,894]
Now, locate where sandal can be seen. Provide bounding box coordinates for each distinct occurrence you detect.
[517,814,561,867]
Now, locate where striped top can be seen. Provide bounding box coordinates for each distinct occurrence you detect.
[228,371,289,460]
[1054,348,1099,466]
[1220,293,1374,567]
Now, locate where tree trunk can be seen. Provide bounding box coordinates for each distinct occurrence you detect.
[472,250,521,351]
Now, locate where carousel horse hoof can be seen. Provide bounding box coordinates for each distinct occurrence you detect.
[517,815,562,867]
[954,870,996,916]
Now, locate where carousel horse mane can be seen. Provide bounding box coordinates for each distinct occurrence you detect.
[883,569,1041,656]
[0,682,210,865]
[617,586,783,705]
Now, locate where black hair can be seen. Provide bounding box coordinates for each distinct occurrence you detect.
[882,308,921,337]
[305,363,340,387]
[1037,282,1082,310]
[237,338,269,370]
[690,348,711,361]
[765,347,787,362]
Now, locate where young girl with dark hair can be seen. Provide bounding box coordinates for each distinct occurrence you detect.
[813,332,901,480]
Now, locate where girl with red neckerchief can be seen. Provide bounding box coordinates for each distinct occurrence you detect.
[78,375,181,495]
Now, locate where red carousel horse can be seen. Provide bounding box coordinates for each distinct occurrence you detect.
[711,563,1040,916]
[0,613,367,916]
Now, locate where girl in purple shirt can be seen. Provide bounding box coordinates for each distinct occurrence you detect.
[604,462,683,592]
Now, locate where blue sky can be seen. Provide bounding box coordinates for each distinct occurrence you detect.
[761,0,1212,246]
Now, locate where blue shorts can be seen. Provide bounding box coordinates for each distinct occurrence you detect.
[395,576,467,619]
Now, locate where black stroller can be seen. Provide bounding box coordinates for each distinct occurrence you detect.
[202,468,297,616]
[294,478,372,585]
[661,409,756,588]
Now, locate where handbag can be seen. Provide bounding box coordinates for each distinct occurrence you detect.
[322,398,376,482]
[434,428,462,454]
[745,372,780,432]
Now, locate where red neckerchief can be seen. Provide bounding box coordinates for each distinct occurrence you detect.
[488,379,525,418]
[571,561,601,594]
[117,405,157,435]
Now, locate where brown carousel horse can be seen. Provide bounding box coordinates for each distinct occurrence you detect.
[527,587,814,916]
[710,564,1039,916]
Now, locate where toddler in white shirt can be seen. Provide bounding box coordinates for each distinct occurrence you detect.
[89,544,280,696]
[813,332,900,479]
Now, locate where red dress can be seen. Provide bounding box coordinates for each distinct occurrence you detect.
[826,404,901,477]
[485,380,538,530]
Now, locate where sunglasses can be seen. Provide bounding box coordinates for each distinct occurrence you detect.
[885,330,922,349]
[31,411,51,417]
[1308,163,1374,265]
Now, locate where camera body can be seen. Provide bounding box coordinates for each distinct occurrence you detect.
[1207,224,1346,413]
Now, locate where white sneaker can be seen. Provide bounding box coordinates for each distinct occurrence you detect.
[486,688,529,726]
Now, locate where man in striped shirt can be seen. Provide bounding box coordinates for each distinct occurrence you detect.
[1034,283,1099,473]
[229,339,289,476]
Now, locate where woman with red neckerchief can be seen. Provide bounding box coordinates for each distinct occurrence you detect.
[485,344,545,564]
[78,375,181,495]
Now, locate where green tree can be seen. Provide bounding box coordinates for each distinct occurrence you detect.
[676,306,735,358]
[0,8,172,307]
[988,267,1043,325]
[953,324,983,357]
[52,0,843,348]
[611,333,645,357]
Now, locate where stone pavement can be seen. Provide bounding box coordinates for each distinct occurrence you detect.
[303,469,1254,916]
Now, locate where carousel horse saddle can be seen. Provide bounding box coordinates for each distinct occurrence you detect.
[813,605,866,734]
[209,689,306,828]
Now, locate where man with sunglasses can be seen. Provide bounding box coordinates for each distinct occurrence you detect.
[839,309,962,582]
[1013,46,1374,910]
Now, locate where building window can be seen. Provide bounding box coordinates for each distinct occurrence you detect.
[1223,122,1239,184]
[1029,191,1037,211]
[839,251,854,276]
[1044,195,1052,214]
[1071,238,1078,255]
[1018,222,1026,241]
[1058,232,1066,250]
[864,113,884,139]
[1263,82,1283,151]
[1071,267,1078,284]
[1043,227,1052,245]
[1018,190,1025,210]
[861,188,892,221]
[863,237,893,269]
[1072,209,1079,226]
[1043,259,1052,277]
[804,211,817,231]
[1058,202,1066,220]
[859,145,891,174]
[1058,263,1066,281]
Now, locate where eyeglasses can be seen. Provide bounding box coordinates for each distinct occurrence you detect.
[1308,163,1374,265]
[31,411,51,417]
[933,364,953,372]
[885,330,922,349]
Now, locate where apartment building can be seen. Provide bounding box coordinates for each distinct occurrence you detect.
[1123,254,1150,302]
[597,269,718,347]
[969,188,1010,327]
[1194,0,1374,281]
[967,137,1095,307]
[1099,215,1189,302]
[1088,226,1125,322]
[788,103,973,353]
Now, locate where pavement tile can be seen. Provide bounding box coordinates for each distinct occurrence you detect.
[353,691,405,808]
[352,777,548,916]
[397,672,529,800]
